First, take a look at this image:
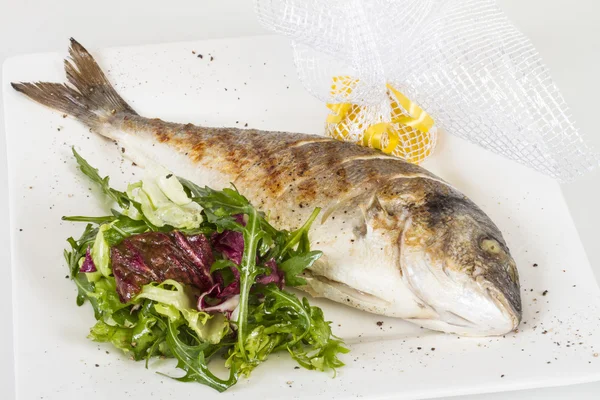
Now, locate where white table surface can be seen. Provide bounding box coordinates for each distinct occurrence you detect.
[1,1,599,399]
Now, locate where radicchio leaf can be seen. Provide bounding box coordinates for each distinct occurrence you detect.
[219,280,240,299]
[203,295,240,315]
[79,247,97,273]
[256,259,284,288]
[197,278,241,316]
[211,214,246,265]
[197,284,221,310]
[211,230,244,265]
[111,231,214,303]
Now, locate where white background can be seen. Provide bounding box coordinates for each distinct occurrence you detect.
[0,0,598,398]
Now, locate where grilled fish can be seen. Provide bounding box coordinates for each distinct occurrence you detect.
[12,39,521,336]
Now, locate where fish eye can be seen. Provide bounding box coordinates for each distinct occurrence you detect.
[481,239,502,254]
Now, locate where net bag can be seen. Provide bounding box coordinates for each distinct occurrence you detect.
[255,0,598,180]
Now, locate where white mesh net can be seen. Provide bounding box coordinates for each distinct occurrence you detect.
[255,0,599,181]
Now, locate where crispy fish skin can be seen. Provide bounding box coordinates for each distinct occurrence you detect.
[12,39,521,336]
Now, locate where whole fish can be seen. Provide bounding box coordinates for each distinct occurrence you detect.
[12,39,521,336]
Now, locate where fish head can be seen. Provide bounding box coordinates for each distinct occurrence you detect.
[399,191,521,336]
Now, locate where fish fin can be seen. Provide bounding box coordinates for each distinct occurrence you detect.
[11,38,137,127]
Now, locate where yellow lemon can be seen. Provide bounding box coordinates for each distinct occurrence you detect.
[325,78,437,165]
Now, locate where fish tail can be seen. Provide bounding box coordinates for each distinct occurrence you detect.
[11,38,137,127]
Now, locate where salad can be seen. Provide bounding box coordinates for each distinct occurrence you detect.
[63,148,348,392]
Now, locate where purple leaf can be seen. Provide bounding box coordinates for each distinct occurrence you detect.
[211,230,244,265]
[233,214,246,226]
[218,280,240,299]
[173,231,214,286]
[79,247,97,273]
[111,231,215,303]
[197,283,221,310]
[197,268,241,316]
[210,214,246,265]
[203,295,240,316]
[198,285,240,319]
[256,258,284,288]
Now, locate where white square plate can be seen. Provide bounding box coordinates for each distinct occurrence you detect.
[4,35,600,400]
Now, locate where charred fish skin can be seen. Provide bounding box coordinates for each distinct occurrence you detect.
[12,39,522,336]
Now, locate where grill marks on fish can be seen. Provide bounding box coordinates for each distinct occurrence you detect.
[129,116,434,252]
[232,141,442,230]
[115,106,448,234]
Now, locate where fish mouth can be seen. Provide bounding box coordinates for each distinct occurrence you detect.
[422,282,520,336]
[400,249,521,336]
[484,284,521,331]
[406,289,519,337]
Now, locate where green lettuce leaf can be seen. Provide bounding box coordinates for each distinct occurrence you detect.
[136,280,229,344]
[225,325,287,376]
[74,275,130,322]
[126,165,203,229]
[89,301,166,361]
[91,224,111,277]
[89,320,134,352]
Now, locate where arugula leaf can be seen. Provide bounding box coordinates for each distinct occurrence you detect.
[164,319,237,392]
[72,147,130,209]
[102,215,152,246]
[277,207,320,260]
[62,215,116,224]
[261,285,348,373]
[64,223,98,278]
[279,251,322,287]
[287,298,349,374]
[73,273,101,312]
[180,179,347,375]
[210,259,238,274]
[225,284,348,377]
[63,223,105,312]
[260,286,312,348]
[235,207,262,361]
